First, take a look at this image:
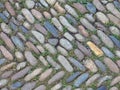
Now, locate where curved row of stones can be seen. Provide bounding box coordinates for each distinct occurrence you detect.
[0,0,120,90]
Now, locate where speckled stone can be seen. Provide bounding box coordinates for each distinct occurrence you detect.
[86,3,96,14]
[103,57,119,73]
[68,57,86,71]
[66,72,81,83]
[44,21,59,37]
[101,47,114,58]
[58,55,73,72]
[95,60,106,72]
[48,71,65,85]
[74,73,89,87]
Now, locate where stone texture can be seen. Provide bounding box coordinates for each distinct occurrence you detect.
[103,57,119,73]
[58,55,73,72]
[107,14,120,29]
[22,8,35,24]
[87,41,103,57]
[83,59,98,72]
[0,0,120,89]
[5,2,16,16]
[93,0,106,11]
[60,38,73,50]
[24,51,38,66]
[48,71,65,85]
[96,12,109,24]
[97,30,114,48]
[11,67,31,81]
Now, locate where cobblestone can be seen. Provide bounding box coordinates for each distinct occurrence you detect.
[0,0,120,89]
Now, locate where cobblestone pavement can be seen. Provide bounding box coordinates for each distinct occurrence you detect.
[0,0,120,90]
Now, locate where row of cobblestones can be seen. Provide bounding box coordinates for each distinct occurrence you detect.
[0,0,120,90]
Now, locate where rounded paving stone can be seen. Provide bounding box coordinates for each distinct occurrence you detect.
[0,0,120,89]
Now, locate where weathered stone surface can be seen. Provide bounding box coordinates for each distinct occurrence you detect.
[24,51,38,66]
[68,57,86,71]
[24,68,42,81]
[60,38,73,50]
[75,34,85,42]
[80,18,96,31]
[85,14,95,23]
[64,32,74,41]
[110,76,120,86]
[57,46,68,56]
[97,75,112,86]
[1,23,12,34]
[16,62,26,70]
[34,23,48,35]
[45,43,57,54]
[5,2,16,16]
[31,9,43,21]
[10,82,23,90]
[93,0,106,11]
[26,41,40,54]
[114,0,120,10]
[77,41,91,56]
[39,56,48,66]
[15,51,24,61]
[83,59,98,72]
[106,3,120,19]
[65,14,77,26]
[34,85,46,90]
[46,0,56,5]
[73,3,87,14]
[97,86,107,90]
[74,73,89,87]
[58,55,73,72]
[96,12,109,24]
[47,56,61,70]
[48,38,58,46]
[0,46,13,60]
[87,41,103,57]
[103,57,119,73]
[25,0,35,9]
[101,47,114,58]
[95,60,106,72]
[97,30,114,48]
[66,72,81,83]
[54,2,65,14]
[109,35,120,49]
[22,8,35,24]
[0,62,16,72]
[11,36,25,51]
[109,26,120,36]
[11,66,31,81]
[31,30,45,44]
[0,79,8,88]
[39,68,53,81]
[0,0,120,89]
[78,25,89,37]
[44,21,59,37]
[86,74,100,86]
[65,4,78,18]
[107,14,120,29]
[74,49,84,61]
[52,17,63,32]
[91,35,101,45]
[21,82,36,90]
[59,16,77,33]
[41,0,49,7]
[48,71,65,85]
[110,87,118,90]
[86,3,96,14]
[51,83,62,90]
